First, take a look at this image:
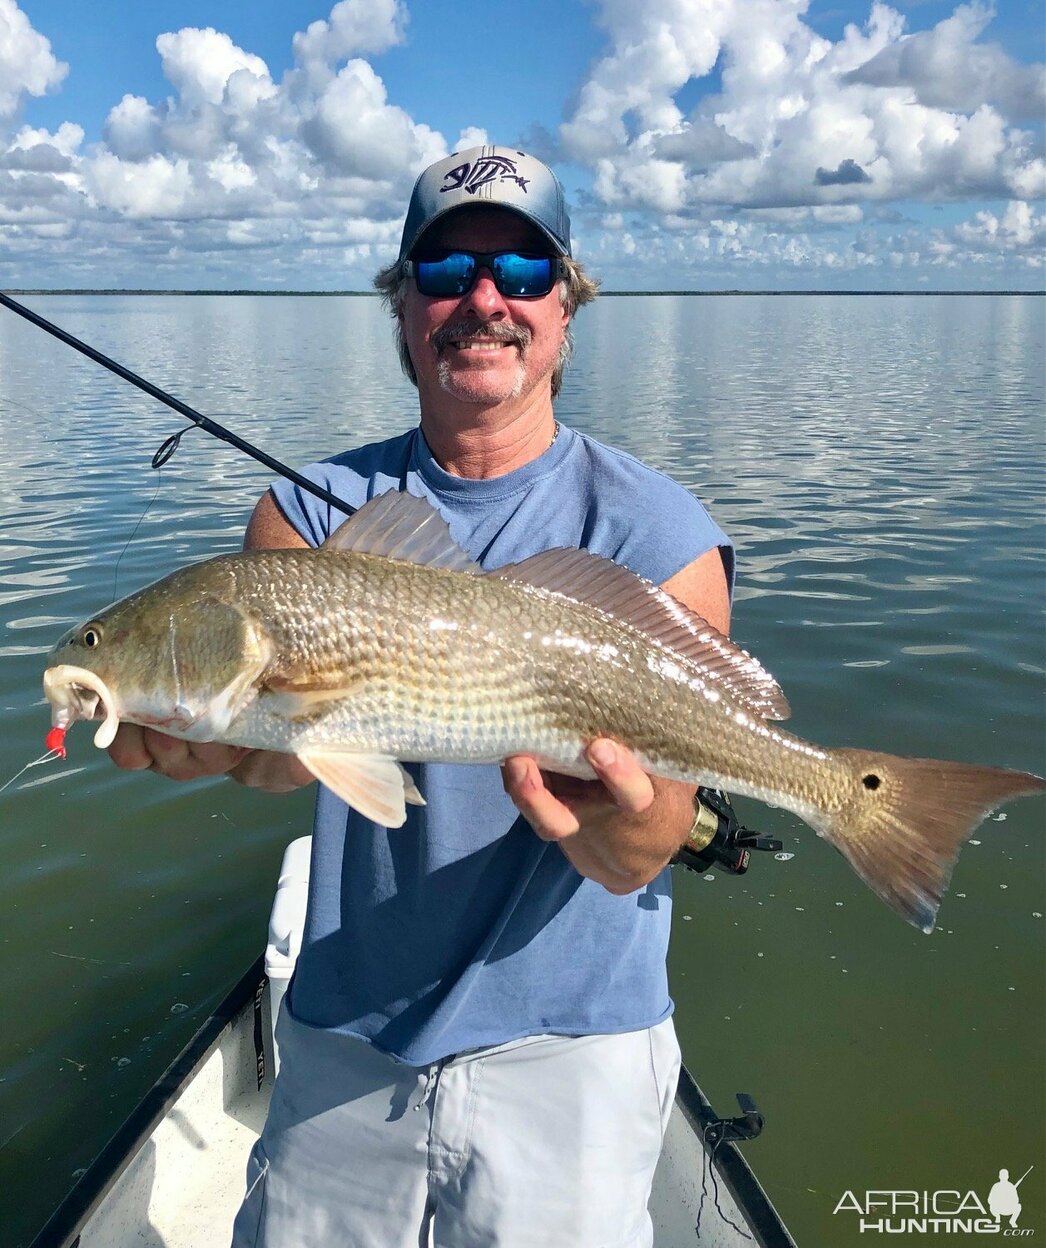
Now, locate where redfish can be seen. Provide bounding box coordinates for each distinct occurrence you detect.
[43,491,1044,932]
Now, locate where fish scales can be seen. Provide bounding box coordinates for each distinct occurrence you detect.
[216,550,814,793]
[210,550,710,768]
[42,490,1045,933]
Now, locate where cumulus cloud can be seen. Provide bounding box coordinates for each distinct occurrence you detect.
[454,126,490,152]
[560,0,1045,217]
[845,2,1045,122]
[155,28,272,108]
[560,1,725,162]
[300,59,442,179]
[0,0,1042,290]
[654,121,756,168]
[292,0,407,65]
[953,200,1046,256]
[1,123,81,181]
[0,143,69,172]
[1,1,449,278]
[0,0,67,118]
[85,151,195,219]
[104,95,163,162]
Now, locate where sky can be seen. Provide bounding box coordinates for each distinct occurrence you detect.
[0,0,1043,290]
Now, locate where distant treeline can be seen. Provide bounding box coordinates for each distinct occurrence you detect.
[3,288,1042,297]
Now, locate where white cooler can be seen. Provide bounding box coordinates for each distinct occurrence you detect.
[264,835,312,1074]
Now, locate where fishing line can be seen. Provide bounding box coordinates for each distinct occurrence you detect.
[0,392,44,420]
[111,457,167,603]
[109,414,197,602]
[0,748,64,797]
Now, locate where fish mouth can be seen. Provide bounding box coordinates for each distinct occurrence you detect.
[43,665,120,749]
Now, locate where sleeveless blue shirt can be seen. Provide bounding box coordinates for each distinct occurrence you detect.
[270,424,733,1065]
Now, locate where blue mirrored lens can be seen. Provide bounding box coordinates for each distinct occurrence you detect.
[414,252,555,298]
[416,253,477,296]
[492,254,554,296]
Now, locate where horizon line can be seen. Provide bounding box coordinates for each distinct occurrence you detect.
[2,288,1044,297]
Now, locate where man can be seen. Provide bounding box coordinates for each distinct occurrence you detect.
[111,145,733,1246]
[988,1169,1023,1229]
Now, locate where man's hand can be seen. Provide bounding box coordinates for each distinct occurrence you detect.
[108,723,313,792]
[502,739,693,894]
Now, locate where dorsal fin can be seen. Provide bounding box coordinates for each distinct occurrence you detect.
[322,491,479,573]
[489,548,791,721]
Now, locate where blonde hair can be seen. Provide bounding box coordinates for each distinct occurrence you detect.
[373,254,599,398]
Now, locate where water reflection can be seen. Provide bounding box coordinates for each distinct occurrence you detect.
[0,294,1042,1247]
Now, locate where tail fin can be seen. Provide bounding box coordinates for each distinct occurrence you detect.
[824,750,1045,933]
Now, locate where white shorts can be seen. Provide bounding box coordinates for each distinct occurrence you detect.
[232,1005,681,1248]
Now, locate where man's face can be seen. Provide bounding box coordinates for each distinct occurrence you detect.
[399,207,569,410]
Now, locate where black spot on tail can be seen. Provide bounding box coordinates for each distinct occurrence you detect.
[830,748,1046,932]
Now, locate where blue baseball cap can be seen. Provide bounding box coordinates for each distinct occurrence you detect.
[398,145,572,261]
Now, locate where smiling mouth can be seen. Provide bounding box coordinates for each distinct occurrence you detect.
[448,339,511,352]
[433,321,530,357]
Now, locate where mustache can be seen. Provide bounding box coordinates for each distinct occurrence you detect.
[432,320,531,354]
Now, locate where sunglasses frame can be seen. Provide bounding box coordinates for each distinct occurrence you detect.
[402,250,566,299]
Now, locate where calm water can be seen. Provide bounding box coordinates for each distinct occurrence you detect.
[0,294,1043,1246]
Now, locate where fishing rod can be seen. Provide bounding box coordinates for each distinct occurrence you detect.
[0,292,356,516]
[3,296,786,873]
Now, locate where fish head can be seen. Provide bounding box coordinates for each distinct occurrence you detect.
[44,561,274,749]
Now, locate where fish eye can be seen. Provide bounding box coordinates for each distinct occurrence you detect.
[81,624,103,649]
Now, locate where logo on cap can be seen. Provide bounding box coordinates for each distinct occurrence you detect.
[440,155,529,196]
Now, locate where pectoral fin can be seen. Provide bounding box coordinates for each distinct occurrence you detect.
[297,750,426,827]
[264,679,363,721]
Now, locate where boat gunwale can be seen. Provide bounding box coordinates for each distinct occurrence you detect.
[674,1064,798,1247]
[27,955,266,1248]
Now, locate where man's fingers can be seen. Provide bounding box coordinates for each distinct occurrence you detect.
[502,756,581,841]
[504,743,655,841]
[107,723,154,771]
[186,739,250,773]
[141,730,202,780]
[584,740,655,814]
[109,725,247,781]
[158,736,248,781]
[229,750,314,792]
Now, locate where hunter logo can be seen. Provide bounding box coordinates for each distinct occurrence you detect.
[833,1165,1035,1235]
[440,155,530,196]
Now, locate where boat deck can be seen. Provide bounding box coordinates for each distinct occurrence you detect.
[49,971,789,1248]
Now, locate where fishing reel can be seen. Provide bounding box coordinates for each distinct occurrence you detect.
[674,788,782,876]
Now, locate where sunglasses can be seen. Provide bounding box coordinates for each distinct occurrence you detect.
[403,250,565,299]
